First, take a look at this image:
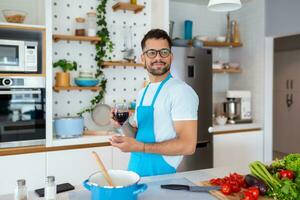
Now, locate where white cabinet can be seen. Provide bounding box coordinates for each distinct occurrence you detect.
[0,153,46,195]
[46,146,112,186]
[112,147,130,170]
[213,131,263,168]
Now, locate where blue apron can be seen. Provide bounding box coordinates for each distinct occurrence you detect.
[128,74,176,177]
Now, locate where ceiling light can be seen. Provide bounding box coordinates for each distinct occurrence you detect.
[208,0,242,12]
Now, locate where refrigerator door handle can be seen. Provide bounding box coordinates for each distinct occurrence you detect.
[196,140,210,148]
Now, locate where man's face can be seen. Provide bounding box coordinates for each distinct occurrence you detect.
[141,39,173,76]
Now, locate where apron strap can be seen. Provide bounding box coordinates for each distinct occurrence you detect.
[151,74,172,106]
[139,73,172,107]
[139,84,150,106]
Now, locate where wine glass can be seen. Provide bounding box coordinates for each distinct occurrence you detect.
[113,103,129,134]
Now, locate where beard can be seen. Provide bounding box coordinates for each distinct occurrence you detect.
[145,61,171,76]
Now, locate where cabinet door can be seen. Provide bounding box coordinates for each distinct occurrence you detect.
[213,131,263,168]
[112,147,130,170]
[46,146,112,186]
[0,153,46,195]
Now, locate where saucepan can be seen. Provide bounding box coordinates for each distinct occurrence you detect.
[83,170,147,200]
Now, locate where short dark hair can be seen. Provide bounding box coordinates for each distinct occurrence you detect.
[141,29,172,50]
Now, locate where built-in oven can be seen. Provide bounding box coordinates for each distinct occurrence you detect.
[0,39,38,73]
[0,77,45,148]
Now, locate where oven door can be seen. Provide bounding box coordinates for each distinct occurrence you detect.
[0,39,25,72]
[0,89,45,148]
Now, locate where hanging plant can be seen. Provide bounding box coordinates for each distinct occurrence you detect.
[78,0,113,116]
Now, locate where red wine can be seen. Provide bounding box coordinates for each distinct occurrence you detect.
[114,111,129,125]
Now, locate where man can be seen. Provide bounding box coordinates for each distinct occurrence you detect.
[110,29,199,177]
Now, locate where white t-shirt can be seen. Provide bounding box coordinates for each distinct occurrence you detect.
[133,77,199,169]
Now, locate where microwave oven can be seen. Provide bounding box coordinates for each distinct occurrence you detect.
[0,39,38,73]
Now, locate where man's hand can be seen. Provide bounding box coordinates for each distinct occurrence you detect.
[110,135,143,152]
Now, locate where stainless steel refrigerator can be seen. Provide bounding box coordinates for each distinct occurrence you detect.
[170,46,213,171]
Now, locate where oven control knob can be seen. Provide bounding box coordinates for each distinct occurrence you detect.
[2,78,13,86]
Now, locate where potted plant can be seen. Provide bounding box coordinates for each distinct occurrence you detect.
[53,59,77,87]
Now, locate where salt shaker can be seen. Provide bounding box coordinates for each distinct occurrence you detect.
[14,179,28,200]
[86,12,97,37]
[45,176,56,200]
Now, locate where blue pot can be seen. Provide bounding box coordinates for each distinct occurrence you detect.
[54,117,84,138]
[83,170,147,200]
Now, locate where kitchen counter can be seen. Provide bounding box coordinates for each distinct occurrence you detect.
[212,123,262,134]
[0,165,250,200]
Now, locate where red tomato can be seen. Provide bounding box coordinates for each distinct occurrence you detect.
[221,183,232,195]
[231,185,241,193]
[242,191,254,200]
[279,170,295,180]
[248,187,260,200]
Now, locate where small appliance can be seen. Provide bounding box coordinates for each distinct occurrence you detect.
[223,90,252,124]
[0,39,38,73]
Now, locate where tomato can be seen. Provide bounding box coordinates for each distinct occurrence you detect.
[242,191,254,200]
[221,183,232,195]
[279,170,295,180]
[231,185,241,193]
[210,178,224,186]
[248,187,260,200]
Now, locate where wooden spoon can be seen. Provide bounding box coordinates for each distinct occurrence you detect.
[92,151,115,187]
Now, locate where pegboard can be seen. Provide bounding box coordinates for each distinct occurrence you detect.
[52,0,151,129]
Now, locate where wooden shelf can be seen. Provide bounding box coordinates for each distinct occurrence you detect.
[213,68,242,73]
[0,22,46,31]
[203,41,243,48]
[53,86,101,92]
[112,2,145,14]
[53,34,101,44]
[102,61,144,67]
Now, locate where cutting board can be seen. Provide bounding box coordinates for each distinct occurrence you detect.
[198,181,273,200]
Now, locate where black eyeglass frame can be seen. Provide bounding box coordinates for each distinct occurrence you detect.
[143,48,172,58]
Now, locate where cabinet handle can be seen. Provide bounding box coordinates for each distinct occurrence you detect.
[286,80,289,89]
[291,80,293,90]
[286,93,293,108]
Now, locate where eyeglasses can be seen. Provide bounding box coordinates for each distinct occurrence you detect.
[143,48,171,58]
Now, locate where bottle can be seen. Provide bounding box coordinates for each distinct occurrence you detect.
[75,17,85,36]
[14,179,28,200]
[130,0,137,4]
[86,12,97,37]
[45,176,56,200]
[231,20,240,43]
[225,13,231,43]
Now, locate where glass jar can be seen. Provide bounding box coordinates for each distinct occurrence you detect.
[75,17,86,36]
[86,12,97,37]
[14,179,28,200]
[45,176,56,200]
[130,0,137,4]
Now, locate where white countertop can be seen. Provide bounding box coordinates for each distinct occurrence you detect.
[48,123,263,147]
[0,165,250,200]
[212,123,262,133]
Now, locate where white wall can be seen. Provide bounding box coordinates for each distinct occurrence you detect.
[265,0,300,37]
[229,0,265,123]
[169,1,226,39]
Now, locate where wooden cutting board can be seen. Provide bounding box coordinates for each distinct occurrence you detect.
[197,181,273,200]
